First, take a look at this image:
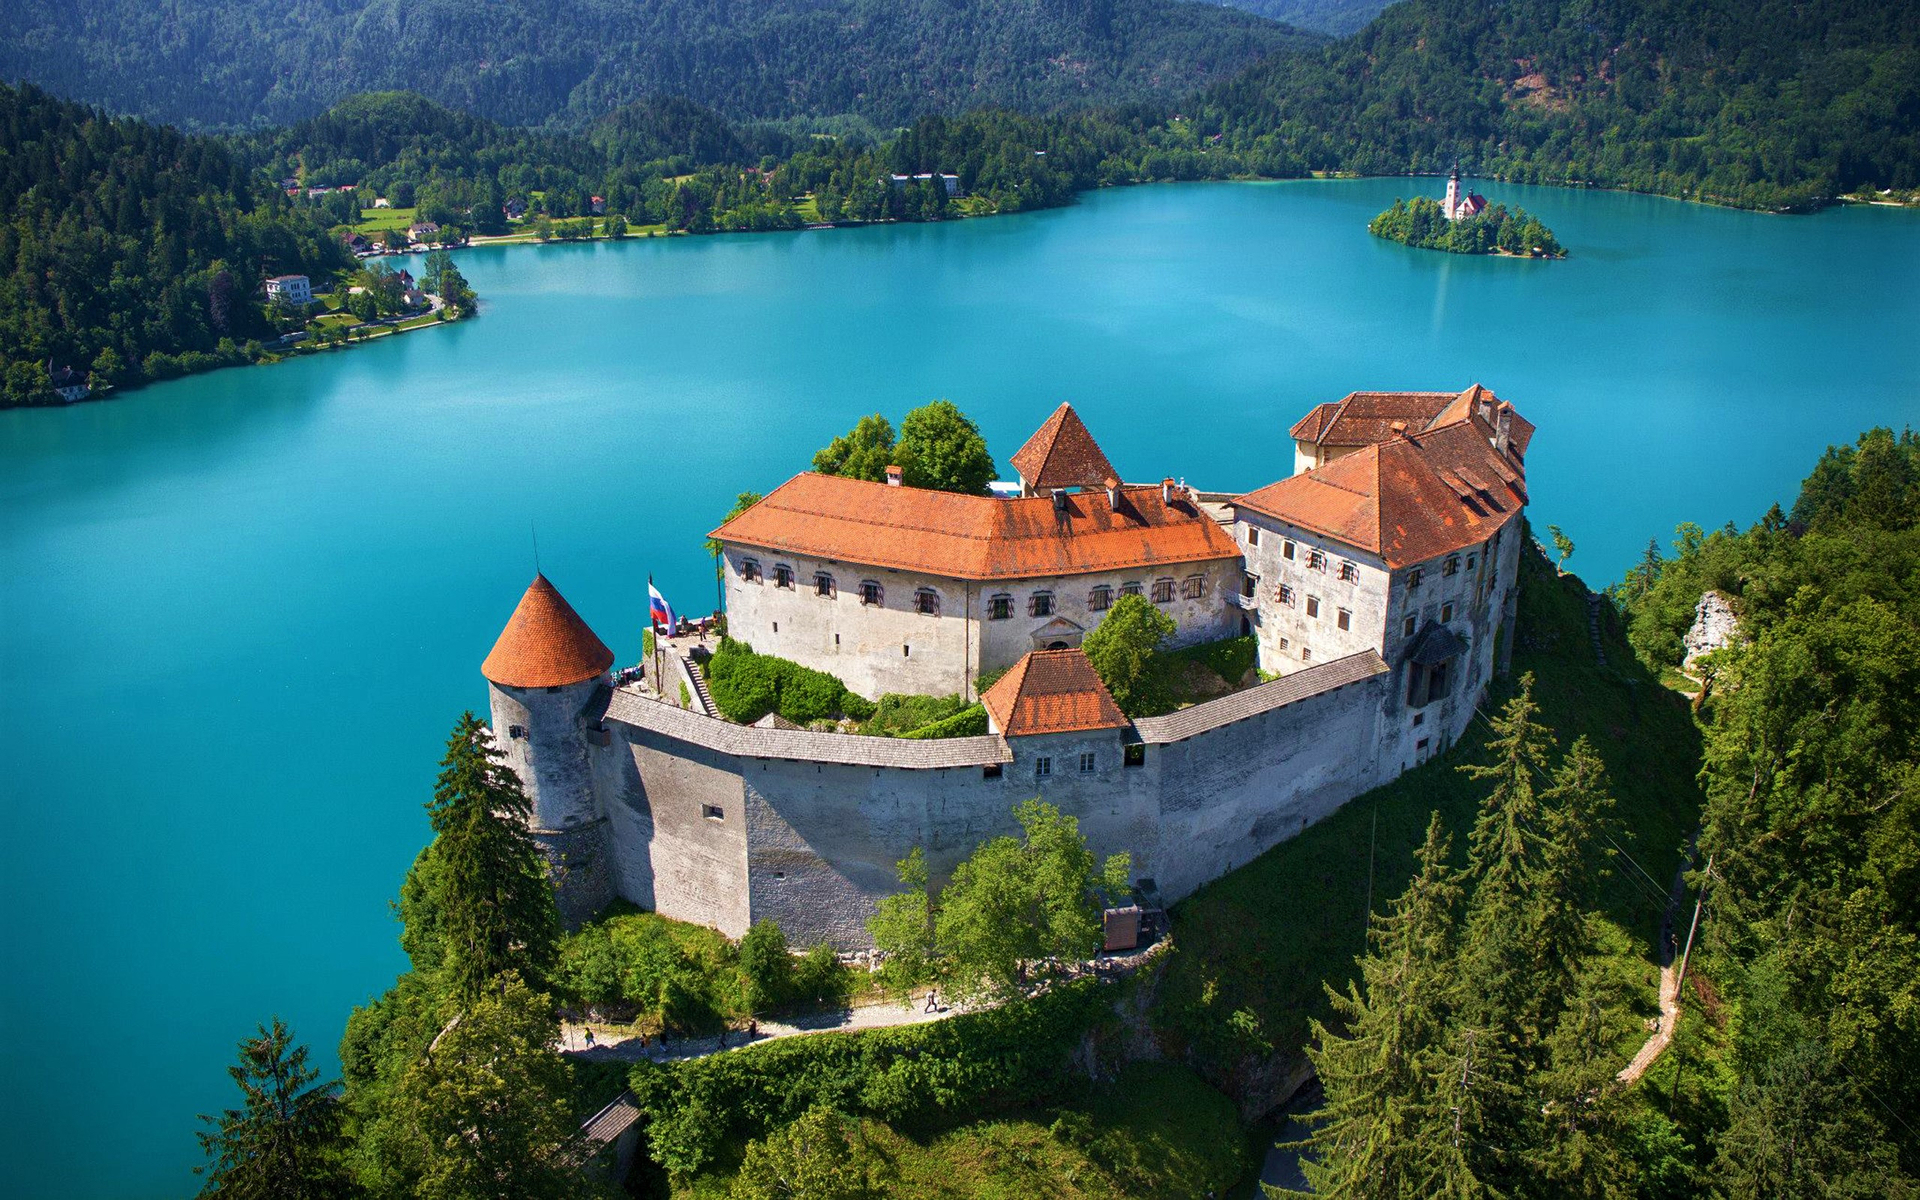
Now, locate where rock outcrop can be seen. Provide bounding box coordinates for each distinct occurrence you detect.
[1683,591,1739,673]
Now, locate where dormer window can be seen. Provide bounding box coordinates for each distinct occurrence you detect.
[773,564,794,589]
[989,593,1014,620]
[1089,584,1113,611]
[741,558,762,583]
[814,572,835,597]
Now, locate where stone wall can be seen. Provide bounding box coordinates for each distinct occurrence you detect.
[1234,513,1394,676]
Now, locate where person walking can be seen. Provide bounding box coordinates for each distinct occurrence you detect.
[924,988,938,1014]
[583,1026,596,1048]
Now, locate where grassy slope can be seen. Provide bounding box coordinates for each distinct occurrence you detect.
[674,1061,1254,1200]
[1157,541,1704,1061]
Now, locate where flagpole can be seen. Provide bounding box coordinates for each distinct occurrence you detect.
[650,573,662,697]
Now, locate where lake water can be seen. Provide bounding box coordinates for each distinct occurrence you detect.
[2,179,1916,1198]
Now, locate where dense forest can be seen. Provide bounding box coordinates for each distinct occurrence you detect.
[1200,0,1920,209]
[0,0,1318,130]
[0,84,350,407]
[1217,0,1390,37]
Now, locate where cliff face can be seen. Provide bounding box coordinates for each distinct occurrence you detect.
[1683,590,1739,673]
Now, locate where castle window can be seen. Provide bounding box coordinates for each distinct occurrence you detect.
[1121,581,1143,598]
[1441,602,1454,623]
[1241,573,1258,600]
[1283,540,1296,560]
[507,724,527,740]
[773,564,794,589]
[1308,549,1327,572]
[989,593,1014,620]
[1337,608,1351,631]
[860,580,883,606]
[815,572,835,597]
[1079,751,1096,774]
[1306,595,1320,619]
[983,763,1003,779]
[1407,567,1424,589]
[1278,637,1290,650]
[1301,647,1313,662]
[1279,584,1295,606]
[1035,756,1052,779]
[1444,554,1460,577]
[1124,742,1146,768]
[702,804,724,821]
[915,589,940,616]
[1183,574,1207,599]
[1030,591,1055,618]
[1089,584,1113,611]
[1339,561,1358,583]
[1467,553,1477,570]
[741,558,762,582]
[1151,578,1175,604]
[1403,615,1416,637]
[1245,525,1261,547]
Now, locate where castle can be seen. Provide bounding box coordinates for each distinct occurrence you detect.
[483,385,1532,945]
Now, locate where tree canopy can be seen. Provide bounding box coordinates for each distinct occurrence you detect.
[811,401,997,494]
[1082,593,1177,717]
[194,1018,350,1200]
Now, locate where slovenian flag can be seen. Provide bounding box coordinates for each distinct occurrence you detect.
[648,580,676,634]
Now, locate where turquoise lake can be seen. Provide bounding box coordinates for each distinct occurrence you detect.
[2,178,1917,1198]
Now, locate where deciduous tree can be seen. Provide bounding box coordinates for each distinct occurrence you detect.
[1082,593,1175,717]
[898,400,995,495]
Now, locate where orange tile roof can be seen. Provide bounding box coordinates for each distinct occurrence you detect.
[1289,390,1458,447]
[1234,416,1528,569]
[1010,403,1119,492]
[711,473,1241,582]
[481,575,615,688]
[981,649,1128,737]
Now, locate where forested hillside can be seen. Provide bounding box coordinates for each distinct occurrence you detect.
[1215,0,1390,36]
[0,0,1318,130]
[0,84,350,406]
[1201,0,1920,208]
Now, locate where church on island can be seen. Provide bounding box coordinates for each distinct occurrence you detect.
[481,385,1533,946]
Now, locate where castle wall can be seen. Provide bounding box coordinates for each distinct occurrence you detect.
[1233,513,1394,677]
[490,678,614,924]
[601,723,751,936]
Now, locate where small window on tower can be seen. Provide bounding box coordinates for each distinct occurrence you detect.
[1308,549,1327,571]
[815,572,835,597]
[702,804,724,821]
[773,564,794,589]
[1441,602,1454,623]
[915,589,940,616]
[741,559,762,582]
[1403,615,1416,637]
[1305,595,1320,619]
[1279,584,1296,606]
[1339,561,1359,583]
[1283,540,1296,560]
[1337,608,1351,631]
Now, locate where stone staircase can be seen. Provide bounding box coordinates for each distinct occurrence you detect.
[682,654,717,716]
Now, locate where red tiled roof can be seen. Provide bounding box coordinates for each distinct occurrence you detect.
[981,649,1128,737]
[1288,402,1340,442]
[482,575,614,688]
[1290,390,1459,448]
[1010,404,1119,492]
[711,473,1241,581]
[1234,417,1528,568]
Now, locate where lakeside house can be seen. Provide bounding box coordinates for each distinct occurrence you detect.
[590,195,607,215]
[372,197,392,209]
[888,172,962,197]
[265,274,312,306]
[48,364,90,403]
[504,197,528,220]
[407,220,441,244]
[342,231,373,255]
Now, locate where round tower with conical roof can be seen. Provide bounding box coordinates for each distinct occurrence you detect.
[482,574,617,923]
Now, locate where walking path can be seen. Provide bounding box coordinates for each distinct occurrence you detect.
[1586,593,1609,666]
[559,993,962,1066]
[1618,832,1697,1085]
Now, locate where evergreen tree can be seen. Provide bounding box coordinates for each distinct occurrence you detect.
[426,712,562,998]
[195,1018,351,1200]
[1288,813,1473,1200]
[386,972,577,1200]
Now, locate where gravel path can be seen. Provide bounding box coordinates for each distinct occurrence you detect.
[559,993,962,1065]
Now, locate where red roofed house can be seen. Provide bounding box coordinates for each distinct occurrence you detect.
[711,405,1243,698]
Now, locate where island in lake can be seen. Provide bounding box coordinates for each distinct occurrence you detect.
[1370,171,1566,258]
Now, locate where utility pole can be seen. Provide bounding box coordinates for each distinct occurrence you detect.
[1669,852,1713,1113]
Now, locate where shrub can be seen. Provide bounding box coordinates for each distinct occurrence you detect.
[738,921,794,1015]
[863,693,969,736]
[706,639,863,726]
[898,704,987,739]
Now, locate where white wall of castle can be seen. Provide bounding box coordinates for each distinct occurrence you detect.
[720,546,1242,700]
[1234,515,1396,677]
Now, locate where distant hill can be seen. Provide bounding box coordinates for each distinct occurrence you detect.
[1209,0,1392,36]
[0,0,1321,130]
[1201,0,1920,208]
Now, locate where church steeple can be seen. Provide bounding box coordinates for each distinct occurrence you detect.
[1444,166,1461,220]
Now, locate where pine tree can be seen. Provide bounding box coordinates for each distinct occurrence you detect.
[427,712,562,998]
[195,1018,350,1199]
[1459,673,1555,908]
[1287,813,1476,1199]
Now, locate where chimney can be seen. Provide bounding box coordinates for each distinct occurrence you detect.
[885,464,902,487]
[1495,407,1512,456]
[1104,476,1121,511]
[1052,487,1069,513]
[1161,477,1175,505]
[1390,420,1408,437]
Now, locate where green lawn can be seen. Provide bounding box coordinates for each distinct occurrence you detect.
[672,1061,1254,1200]
[351,205,418,233]
[1156,540,1703,1058]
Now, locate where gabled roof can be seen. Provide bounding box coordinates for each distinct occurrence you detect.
[1288,390,1459,447]
[482,575,615,688]
[1234,416,1528,569]
[981,649,1128,738]
[711,473,1241,582]
[1010,403,1119,492]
